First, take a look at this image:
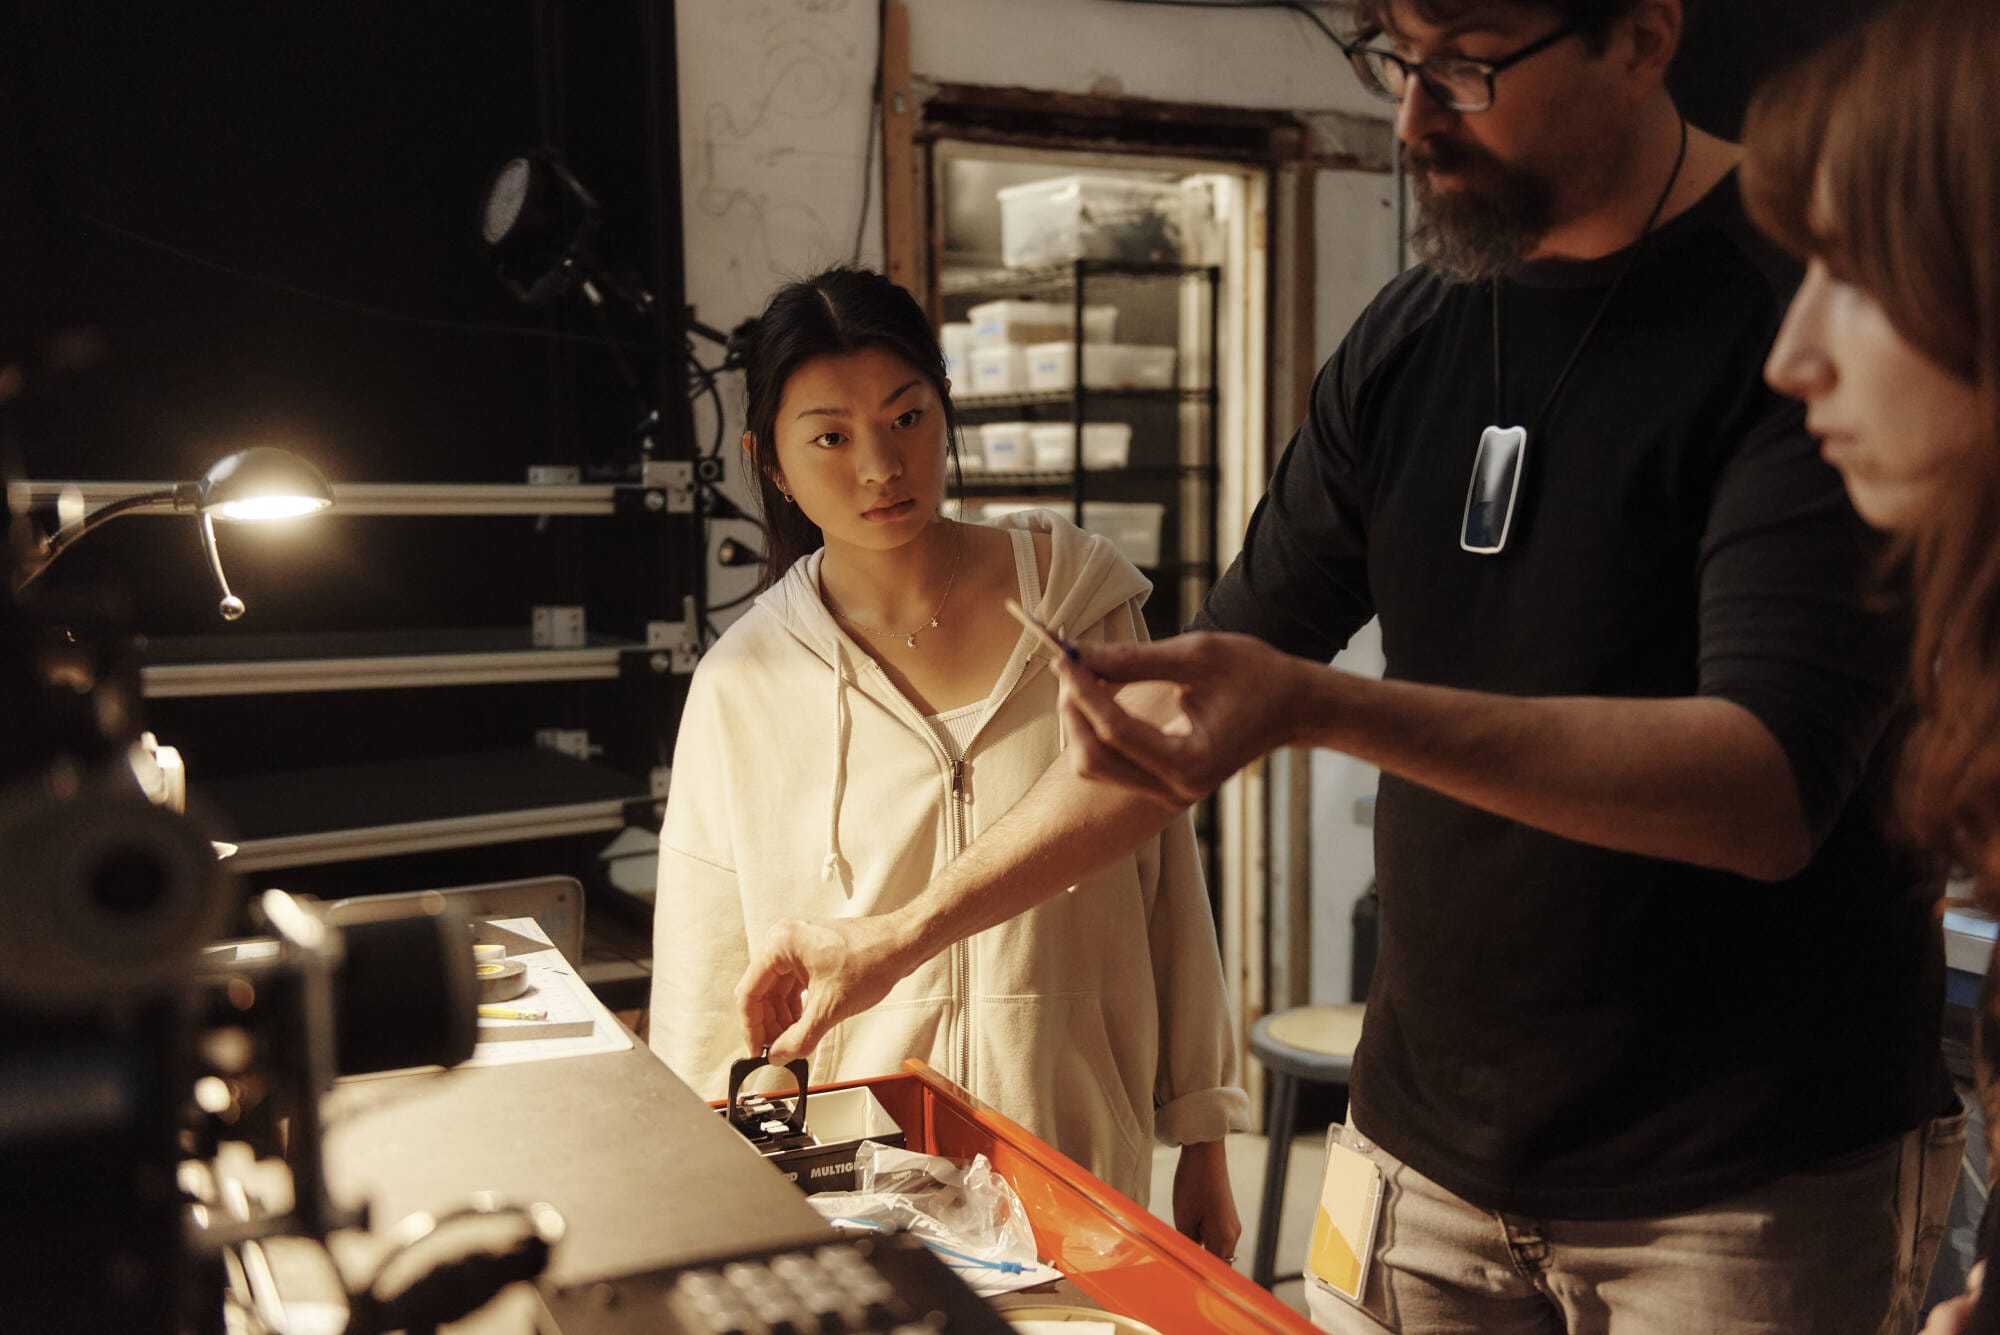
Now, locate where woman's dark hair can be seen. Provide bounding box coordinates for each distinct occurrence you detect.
[1742,0,2000,893]
[738,266,962,588]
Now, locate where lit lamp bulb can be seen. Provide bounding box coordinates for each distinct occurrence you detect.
[15,446,334,621]
[187,448,334,620]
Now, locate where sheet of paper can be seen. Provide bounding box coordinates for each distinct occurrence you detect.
[957,1257,1065,1299]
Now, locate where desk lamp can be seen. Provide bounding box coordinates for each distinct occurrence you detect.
[14,446,333,619]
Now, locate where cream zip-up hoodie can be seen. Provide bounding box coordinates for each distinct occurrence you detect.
[649,510,1248,1204]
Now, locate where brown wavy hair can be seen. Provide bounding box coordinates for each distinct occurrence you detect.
[1742,0,2000,894]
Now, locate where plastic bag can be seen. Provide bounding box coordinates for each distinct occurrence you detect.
[805,1141,1039,1273]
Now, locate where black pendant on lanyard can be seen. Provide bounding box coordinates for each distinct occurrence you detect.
[1460,113,1689,555]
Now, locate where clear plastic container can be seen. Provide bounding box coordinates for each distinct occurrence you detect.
[966,299,1116,346]
[967,346,1023,398]
[1082,501,1165,568]
[976,421,1036,472]
[1027,422,1133,471]
[998,175,1188,268]
[1022,342,1178,392]
[941,322,976,382]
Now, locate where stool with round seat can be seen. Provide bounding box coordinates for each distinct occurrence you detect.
[1246,1002,1366,1289]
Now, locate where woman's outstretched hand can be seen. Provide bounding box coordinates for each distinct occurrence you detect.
[737,913,913,1065]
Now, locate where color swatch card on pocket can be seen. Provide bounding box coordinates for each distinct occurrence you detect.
[1307,1136,1383,1301]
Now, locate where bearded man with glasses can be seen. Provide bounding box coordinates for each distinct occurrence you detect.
[734,4,1961,1330]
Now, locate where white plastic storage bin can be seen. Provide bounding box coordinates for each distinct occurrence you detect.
[941,322,976,382]
[1027,422,1133,471]
[1082,501,1165,568]
[974,501,1043,526]
[1022,342,1178,392]
[967,346,1024,397]
[976,421,1036,473]
[998,175,1187,268]
[966,299,1116,346]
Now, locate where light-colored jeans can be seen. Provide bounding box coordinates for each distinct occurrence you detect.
[1307,1108,1968,1335]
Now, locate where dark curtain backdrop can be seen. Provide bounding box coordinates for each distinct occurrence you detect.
[1671,0,1894,138]
[0,3,690,894]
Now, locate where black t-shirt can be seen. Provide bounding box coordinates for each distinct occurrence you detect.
[1198,175,1950,1218]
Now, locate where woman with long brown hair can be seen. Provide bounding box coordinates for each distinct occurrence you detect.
[1744,0,2000,1328]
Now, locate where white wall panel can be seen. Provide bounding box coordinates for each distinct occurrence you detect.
[910,0,1374,118]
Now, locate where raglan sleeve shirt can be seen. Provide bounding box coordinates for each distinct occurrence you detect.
[1693,383,1908,849]
[647,657,754,1102]
[1197,269,1904,852]
[1193,302,1386,657]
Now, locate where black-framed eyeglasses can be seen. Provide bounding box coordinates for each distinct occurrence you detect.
[1346,22,1583,113]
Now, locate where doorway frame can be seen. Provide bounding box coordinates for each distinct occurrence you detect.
[876,22,1345,1103]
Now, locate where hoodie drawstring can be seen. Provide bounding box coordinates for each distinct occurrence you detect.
[823,639,854,892]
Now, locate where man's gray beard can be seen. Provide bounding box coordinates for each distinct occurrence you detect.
[1407,162,1554,284]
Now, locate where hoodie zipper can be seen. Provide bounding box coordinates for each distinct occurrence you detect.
[949,758,971,1090]
[857,663,1044,1095]
[808,534,1070,1094]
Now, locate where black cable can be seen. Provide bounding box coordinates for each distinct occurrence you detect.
[72,210,656,353]
[685,362,716,394]
[703,374,726,459]
[682,342,763,639]
[1098,0,1351,53]
[851,0,889,263]
[686,355,729,459]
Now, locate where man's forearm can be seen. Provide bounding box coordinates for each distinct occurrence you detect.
[1295,666,1814,880]
[890,760,1178,964]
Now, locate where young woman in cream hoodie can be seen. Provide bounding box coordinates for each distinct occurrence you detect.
[648,267,1247,1256]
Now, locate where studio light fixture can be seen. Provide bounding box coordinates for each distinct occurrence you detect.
[479,151,653,313]
[15,446,334,620]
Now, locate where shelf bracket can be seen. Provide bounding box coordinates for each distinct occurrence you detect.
[633,460,694,514]
[647,598,701,674]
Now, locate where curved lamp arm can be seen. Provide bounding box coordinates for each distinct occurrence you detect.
[12,485,190,592]
[13,450,330,619]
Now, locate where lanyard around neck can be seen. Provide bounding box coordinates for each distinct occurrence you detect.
[1490,112,1690,431]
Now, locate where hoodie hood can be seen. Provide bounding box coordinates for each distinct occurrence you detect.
[742,510,1149,892]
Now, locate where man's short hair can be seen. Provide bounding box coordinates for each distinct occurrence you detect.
[1354,0,1653,54]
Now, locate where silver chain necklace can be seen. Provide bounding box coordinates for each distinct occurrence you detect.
[825,525,965,650]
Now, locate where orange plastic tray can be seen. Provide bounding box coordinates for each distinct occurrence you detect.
[798,1060,1317,1334]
